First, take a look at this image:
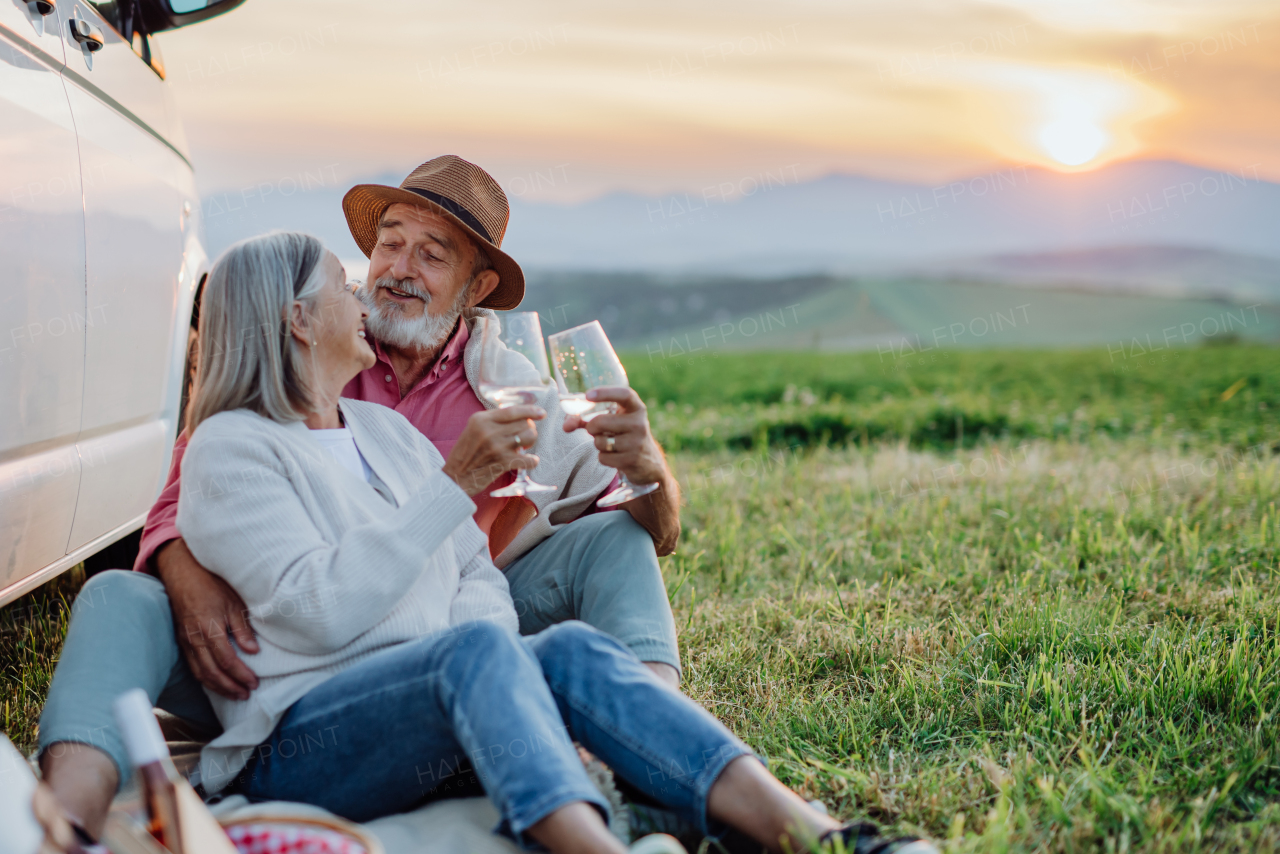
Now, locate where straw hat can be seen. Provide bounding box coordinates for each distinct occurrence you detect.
[342,155,524,310]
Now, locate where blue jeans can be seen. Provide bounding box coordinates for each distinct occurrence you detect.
[505,513,680,675]
[38,513,680,787]
[234,621,749,846]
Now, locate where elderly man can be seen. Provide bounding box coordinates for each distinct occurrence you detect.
[37,156,682,839]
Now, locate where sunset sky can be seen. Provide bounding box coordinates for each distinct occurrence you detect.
[157,0,1278,202]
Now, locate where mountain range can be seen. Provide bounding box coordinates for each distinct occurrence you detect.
[202,159,1279,276]
[199,159,1280,350]
[501,159,1279,274]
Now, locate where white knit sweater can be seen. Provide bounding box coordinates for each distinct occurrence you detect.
[176,398,518,793]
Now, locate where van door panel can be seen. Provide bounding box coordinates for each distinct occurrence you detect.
[63,0,188,550]
[0,6,87,588]
[69,421,169,546]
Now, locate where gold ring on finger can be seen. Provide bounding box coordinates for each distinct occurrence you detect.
[604,436,616,453]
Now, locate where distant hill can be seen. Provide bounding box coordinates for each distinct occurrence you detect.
[521,271,837,344]
[920,246,1280,302]
[521,271,1280,355]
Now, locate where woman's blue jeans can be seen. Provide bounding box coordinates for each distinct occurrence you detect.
[233,620,751,847]
[39,513,680,795]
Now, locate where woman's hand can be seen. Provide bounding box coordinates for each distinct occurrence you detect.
[32,782,75,854]
[442,405,545,496]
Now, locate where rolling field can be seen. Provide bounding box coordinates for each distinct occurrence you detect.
[5,344,1280,851]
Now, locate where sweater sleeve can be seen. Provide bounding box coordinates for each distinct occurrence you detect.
[177,420,476,655]
[448,531,519,633]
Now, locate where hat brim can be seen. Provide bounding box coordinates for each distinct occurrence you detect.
[342,184,525,311]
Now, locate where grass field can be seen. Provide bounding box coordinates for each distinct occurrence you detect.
[5,345,1280,852]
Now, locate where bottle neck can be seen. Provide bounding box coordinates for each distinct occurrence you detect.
[138,760,183,854]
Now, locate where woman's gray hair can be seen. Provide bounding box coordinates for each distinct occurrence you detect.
[186,231,327,432]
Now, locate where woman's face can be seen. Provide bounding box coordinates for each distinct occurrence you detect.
[308,252,375,381]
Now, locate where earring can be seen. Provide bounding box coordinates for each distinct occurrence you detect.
[311,340,317,346]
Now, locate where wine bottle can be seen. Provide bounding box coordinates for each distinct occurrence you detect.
[113,689,184,854]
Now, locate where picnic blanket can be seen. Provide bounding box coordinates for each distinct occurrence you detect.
[210,795,518,854]
[155,729,633,854]
[94,717,710,854]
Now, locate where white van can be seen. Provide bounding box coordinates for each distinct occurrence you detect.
[1,0,242,605]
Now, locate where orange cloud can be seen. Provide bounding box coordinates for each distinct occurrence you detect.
[156,0,1280,197]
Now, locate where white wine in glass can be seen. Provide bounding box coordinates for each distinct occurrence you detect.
[547,320,660,508]
[558,394,606,419]
[477,313,557,497]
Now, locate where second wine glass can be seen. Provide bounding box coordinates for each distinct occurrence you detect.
[547,320,660,508]
[477,313,557,497]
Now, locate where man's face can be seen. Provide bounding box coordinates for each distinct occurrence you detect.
[361,203,489,353]
[367,203,476,323]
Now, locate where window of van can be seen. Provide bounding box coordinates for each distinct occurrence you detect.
[85,0,166,78]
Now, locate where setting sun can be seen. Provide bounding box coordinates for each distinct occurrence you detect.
[1039,117,1108,166]
[1031,80,1129,168]
[954,61,1175,174]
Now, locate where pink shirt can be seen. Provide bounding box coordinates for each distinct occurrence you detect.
[340,318,516,533]
[134,320,516,573]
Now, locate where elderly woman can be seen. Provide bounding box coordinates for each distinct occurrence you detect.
[150,232,935,854]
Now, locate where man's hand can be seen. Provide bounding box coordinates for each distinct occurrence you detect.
[442,405,545,496]
[155,539,260,700]
[562,387,667,486]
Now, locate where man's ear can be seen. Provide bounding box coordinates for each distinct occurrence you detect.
[288,301,312,347]
[464,269,501,308]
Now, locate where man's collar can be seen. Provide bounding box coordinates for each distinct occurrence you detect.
[441,315,470,363]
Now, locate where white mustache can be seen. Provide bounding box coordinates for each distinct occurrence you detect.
[372,276,431,303]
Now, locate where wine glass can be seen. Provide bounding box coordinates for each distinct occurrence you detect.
[547,320,661,508]
[477,313,557,497]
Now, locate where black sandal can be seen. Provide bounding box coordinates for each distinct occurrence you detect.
[820,822,940,854]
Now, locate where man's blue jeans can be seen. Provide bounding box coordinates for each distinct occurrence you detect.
[233,620,750,846]
[505,512,679,674]
[38,512,681,788]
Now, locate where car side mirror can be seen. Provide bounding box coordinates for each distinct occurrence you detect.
[141,0,246,33]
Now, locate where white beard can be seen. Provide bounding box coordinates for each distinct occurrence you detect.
[360,276,469,352]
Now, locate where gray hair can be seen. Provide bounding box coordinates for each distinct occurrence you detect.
[186,232,326,433]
